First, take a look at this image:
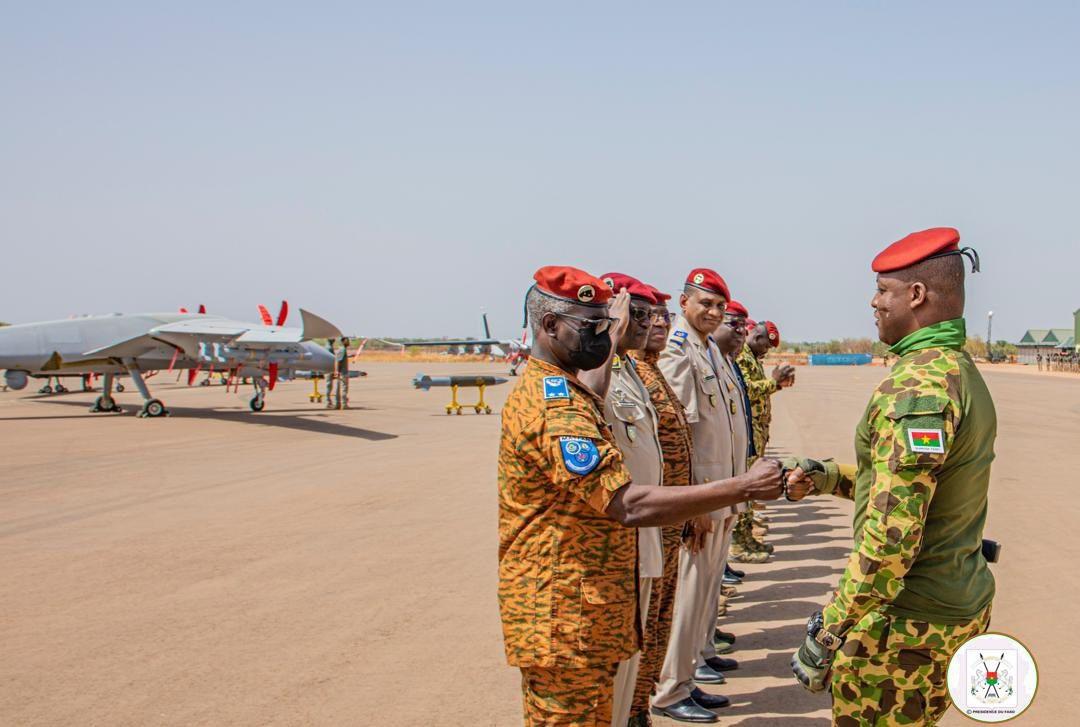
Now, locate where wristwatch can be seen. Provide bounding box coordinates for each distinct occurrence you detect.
[806,611,844,651]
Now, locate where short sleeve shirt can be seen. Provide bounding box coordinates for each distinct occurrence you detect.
[498,357,639,668]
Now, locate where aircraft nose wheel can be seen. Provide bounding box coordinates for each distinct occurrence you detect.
[138,399,169,418]
[90,395,123,414]
[249,395,265,412]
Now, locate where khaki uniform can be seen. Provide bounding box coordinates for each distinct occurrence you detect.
[653,316,740,709]
[603,354,665,726]
[695,355,749,664]
[498,357,638,725]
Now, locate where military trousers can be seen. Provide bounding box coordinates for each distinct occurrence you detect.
[651,515,732,709]
[831,604,992,727]
[629,525,682,720]
[611,576,653,726]
[520,661,619,726]
[699,513,737,663]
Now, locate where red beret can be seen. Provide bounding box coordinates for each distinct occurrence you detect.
[764,320,780,348]
[533,266,611,306]
[725,299,749,318]
[643,283,671,304]
[600,272,657,304]
[685,268,730,300]
[872,227,960,273]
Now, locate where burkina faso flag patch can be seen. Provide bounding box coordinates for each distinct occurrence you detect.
[907,428,945,454]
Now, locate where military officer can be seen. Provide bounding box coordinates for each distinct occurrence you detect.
[324,339,337,409]
[499,265,784,726]
[630,284,732,724]
[579,273,666,726]
[785,228,996,726]
[732,320,794,560]
[333,336,350,409]
[703,299,754,651]
[652,270,745,723]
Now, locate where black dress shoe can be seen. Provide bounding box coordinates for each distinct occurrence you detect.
[693,663,726,684]
[725,564,745,579]
[691,687,731,710]
[651,697,719,723]
[705,656,739,672]
[714,628,736,644]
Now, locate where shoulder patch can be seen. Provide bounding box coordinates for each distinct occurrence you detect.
[907,428,946,454]
[673,330,688,339]
[543,376,570,400]
[611,355,622,370]
[559,436,601,475]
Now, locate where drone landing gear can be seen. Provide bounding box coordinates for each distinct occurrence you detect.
[123,360,169,418]
[249,377,267,412]
[89,373,124,413]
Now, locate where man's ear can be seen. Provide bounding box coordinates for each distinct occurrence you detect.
[541,311,559,336]
[679,292,690,312]
[909,281,928,309]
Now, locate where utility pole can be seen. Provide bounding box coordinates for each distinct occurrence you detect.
[987,311,994,362]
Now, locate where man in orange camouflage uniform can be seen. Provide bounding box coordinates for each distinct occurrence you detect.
[627,284,705,725]
[499,266,785,726]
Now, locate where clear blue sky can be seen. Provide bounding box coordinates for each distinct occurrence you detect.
[2,2,1077,342]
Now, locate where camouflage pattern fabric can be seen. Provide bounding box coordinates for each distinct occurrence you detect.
[832,605,992,726]
[629,525,682,721]
[627,351,693,720]
[630,350,694,488]
[521,662,619,726]
[735,344,777,457]
[805,322,996,665]
[498,357,639,670]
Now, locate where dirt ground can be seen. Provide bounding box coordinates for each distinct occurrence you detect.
[1,362,1075,726]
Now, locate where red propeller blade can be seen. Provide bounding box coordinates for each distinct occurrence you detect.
[268,363,278,391]
[179,307,188,313]
[257,304,273,326]
[187,364,201,386]
[198,304,206,314]
[276,300,289,326]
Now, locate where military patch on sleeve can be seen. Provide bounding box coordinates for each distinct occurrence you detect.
[559,436,601,475]
[543,376,570,400]
[673,330,688,340]
[907,428,945,454]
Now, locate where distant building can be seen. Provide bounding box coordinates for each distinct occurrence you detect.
[1017,311,1079,363]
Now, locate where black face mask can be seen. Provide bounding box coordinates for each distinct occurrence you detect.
[558,323,612,371]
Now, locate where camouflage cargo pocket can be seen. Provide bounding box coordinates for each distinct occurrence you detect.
[578,575,635,652]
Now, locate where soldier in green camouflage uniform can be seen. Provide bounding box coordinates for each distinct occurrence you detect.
[732,321,793,560]
[786,228,996,726]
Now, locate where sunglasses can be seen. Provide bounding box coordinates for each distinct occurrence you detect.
[554,312,618,334]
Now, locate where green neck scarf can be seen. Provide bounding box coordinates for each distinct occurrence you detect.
[890,317,967,356]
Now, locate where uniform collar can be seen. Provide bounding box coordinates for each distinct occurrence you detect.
[889,318,967,357]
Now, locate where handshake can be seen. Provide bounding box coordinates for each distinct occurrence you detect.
[738,457,814,502]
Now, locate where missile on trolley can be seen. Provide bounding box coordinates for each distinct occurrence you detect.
[412,374,508,391]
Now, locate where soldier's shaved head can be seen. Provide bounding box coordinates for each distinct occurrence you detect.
[872,253,966,345]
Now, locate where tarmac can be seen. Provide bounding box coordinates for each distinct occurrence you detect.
[1,361,1075,726]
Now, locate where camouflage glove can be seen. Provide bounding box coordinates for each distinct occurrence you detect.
[779,457,841,495]
[790,611,839,693]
